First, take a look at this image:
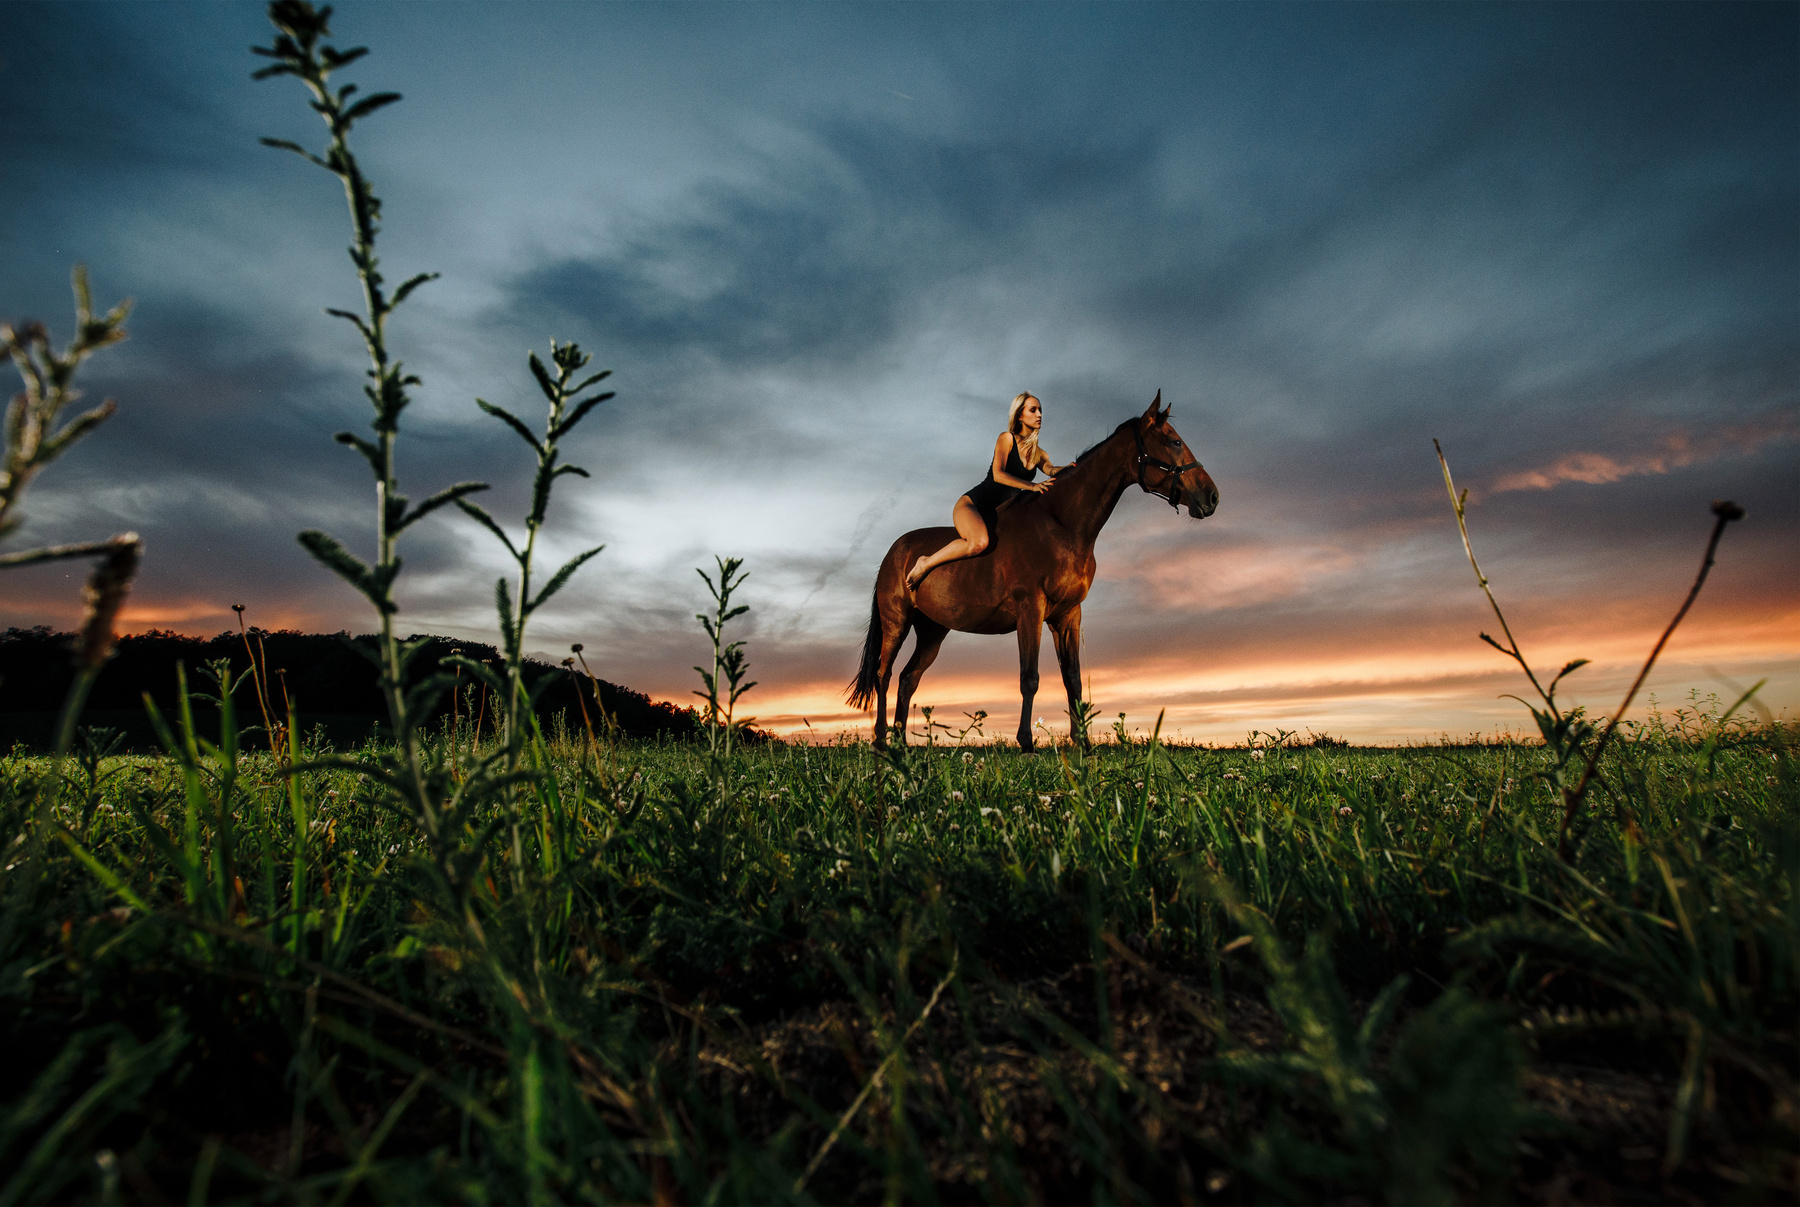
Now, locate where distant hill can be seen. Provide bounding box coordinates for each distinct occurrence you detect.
[0,627,705,750]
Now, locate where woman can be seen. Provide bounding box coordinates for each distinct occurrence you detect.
[906,392,1074,590]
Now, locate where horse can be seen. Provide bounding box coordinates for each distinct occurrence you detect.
[846,392,1219,750]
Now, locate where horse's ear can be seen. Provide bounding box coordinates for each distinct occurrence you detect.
[1142,390,1163,423]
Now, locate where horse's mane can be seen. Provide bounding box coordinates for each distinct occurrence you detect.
[1073,419,1135,465]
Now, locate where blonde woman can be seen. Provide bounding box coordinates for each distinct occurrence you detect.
[905,392,1074,590]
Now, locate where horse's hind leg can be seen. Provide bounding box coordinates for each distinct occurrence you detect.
[872,612,910,750]
[893,618,949,746]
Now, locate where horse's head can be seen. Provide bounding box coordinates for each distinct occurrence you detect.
[1135,392,1218,518]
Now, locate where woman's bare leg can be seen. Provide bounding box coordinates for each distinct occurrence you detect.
[906,496,989,589]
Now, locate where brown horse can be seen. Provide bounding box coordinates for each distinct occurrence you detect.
[846,393,1218,750]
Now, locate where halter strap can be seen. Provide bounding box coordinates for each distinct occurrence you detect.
[1133,422,1205,510]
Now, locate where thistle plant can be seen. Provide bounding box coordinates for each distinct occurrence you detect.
[252,1,624,1049]
[254,0,489,799]
[1,270,144,704]
[455,342,611,767]
[0,269,143,964]
[1,268,129,547]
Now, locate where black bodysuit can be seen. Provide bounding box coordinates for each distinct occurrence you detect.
[963,440,1037,532]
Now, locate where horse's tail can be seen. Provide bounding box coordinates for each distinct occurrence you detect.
[846,587,883,711]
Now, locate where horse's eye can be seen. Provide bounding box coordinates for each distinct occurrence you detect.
[1171,438,1182,448]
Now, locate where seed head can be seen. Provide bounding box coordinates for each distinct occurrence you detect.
[74,535,142,670]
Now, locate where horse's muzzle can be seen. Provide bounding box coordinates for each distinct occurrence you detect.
[1186,483,1219,519]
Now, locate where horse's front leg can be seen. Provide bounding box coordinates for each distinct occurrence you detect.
[1015,603,1046,752]
[1050,606,1086,748]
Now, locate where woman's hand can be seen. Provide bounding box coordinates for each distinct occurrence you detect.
[1029,480,1051,493]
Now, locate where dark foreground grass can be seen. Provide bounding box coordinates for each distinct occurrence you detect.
[2,699,1794,1204]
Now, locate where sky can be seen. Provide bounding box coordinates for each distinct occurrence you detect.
[2,0,1795,744]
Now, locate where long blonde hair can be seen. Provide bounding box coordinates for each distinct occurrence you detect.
[1007,392,1041,468]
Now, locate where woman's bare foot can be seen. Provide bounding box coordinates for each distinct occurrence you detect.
[905,557,928,592]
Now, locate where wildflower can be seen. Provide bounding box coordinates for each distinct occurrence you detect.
[1335,768,1348,777]
[1134,781,1144,790]
[962,751,973,764]
[1039,794,1051,806]
[1061,811,1074,823]
[950,790,964,801]
[1250,749,1264,762]
[1012,804,1025,815]
[948,823,960,832]
[887,805,899,818]
[1147,794,1156,804]
[1338,806,1353,817]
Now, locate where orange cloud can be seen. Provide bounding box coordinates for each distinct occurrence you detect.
[1488,416,1798,495]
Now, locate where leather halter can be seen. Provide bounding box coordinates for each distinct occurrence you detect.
[1133,420,1206,510]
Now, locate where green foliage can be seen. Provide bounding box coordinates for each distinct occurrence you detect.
[458,339,612,763]
[692,556,756,767]
[1212,882,1535,1202]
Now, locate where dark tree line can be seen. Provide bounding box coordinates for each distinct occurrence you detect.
[0,627,703,749]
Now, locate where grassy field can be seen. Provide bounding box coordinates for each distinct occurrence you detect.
[2,695,1793,1204]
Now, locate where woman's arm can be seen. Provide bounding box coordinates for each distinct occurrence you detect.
[1027,444,1076,478]
[990,433,1047,491]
